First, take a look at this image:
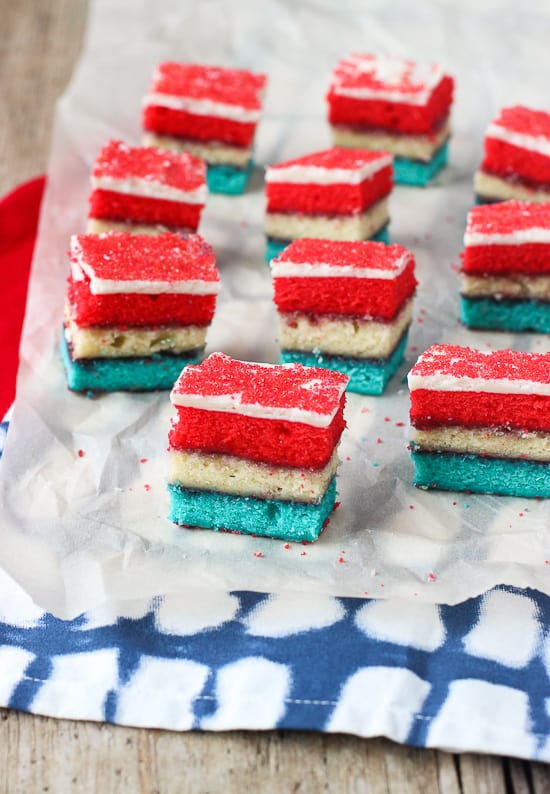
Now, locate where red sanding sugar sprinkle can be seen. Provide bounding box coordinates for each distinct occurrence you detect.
[269,147,390,173]
[410,345,550,386]
[149,62,267,110]
[329,54,446,102]
[491,105,550,139]
[93,140,206,191]
[71,232,219,284]
[171,352,348,419]
[273,238,412,274]
[466,200,550,237]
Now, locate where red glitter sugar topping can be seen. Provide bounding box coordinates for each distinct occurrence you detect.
[329,53,446,102]
[71,232,218,284]
[170,352,348,419]
[92,140,206,191]
[466,200,550,236]
[269,147,390,172]
[410,344,550,386]
[491,105,550,138]
[149,62,267,110]
[274,238,412,274]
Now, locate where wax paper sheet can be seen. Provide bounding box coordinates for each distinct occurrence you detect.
[0,0,549,618]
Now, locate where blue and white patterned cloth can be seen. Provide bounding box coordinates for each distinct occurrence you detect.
[1,419,548,760]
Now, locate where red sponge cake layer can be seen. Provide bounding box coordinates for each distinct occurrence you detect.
[142,107,257,148]
[482,139,550,187]
[169,353,348,468]
[169,403,346,469]
[68,278,216,327]
[89,190,203,231]
[273,240,416,320]
[410,389,550,432]
[327,54,453,135]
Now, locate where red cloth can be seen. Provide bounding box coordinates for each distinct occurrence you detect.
[0,176,45,418]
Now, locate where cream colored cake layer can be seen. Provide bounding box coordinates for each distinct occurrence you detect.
[331,118,451,162]
[143,132,251,167]
[66,319,206,359]
[412,426,550,462]
[265,200,388,242]
[168,449,339,504]
[474,171,550,203]
[87,218,191,236]
[279,299,413,358]
[461,274,550,300]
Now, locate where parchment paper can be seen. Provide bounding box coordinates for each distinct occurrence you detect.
[1,0,549,618]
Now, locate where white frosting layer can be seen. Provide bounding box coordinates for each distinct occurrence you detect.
[408,371,550,397]
[266,155,392,186]
[91,175,206,204]
[71,249,220,296]
[332,55,444,105]
[487,122,550,158]
[465,228,550,246]
[272,252,410,279]
[144,92,261,123]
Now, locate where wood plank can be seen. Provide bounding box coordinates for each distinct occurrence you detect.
[458,753,508,794]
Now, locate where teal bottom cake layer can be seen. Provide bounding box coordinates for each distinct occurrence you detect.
[411,447,550,498]
[61,334,202,392]
[393,142,449,186]
[265,224,390,264]
[168,477,337,542]
[280,333,408,395]
[206,162,252,195]
[460,296,550,333]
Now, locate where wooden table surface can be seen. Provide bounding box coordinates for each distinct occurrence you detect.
[1,3,548,792]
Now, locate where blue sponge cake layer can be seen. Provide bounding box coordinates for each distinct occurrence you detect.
[411,447,550,499]
[168,477,338,542]
[280,333,408,395]
[393,142,449,187]
[460,296,550,333]
[266,224,390,264]
[206,162,253,195]
[61,334,202,392]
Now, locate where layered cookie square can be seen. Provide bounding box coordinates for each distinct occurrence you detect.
[265,147,393,262]
[88,140,207,235]
[408,345,550,498]
[62,232,220,392]
[272,239,417,394]
[460,201,550,333]
[474,106,550,203]
[327,54,453,186]
[168,352,349,541]
[142,62,266,194]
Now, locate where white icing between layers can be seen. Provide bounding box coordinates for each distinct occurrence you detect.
[266,154,392,186]
[272,252,410,279]
[464,227,550,246]
[486,122,550,158]
[407,371,550,396]
[91,176,206,204]
[143,92,261,123]
[70,240,220,296]
[331,55,444,105]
